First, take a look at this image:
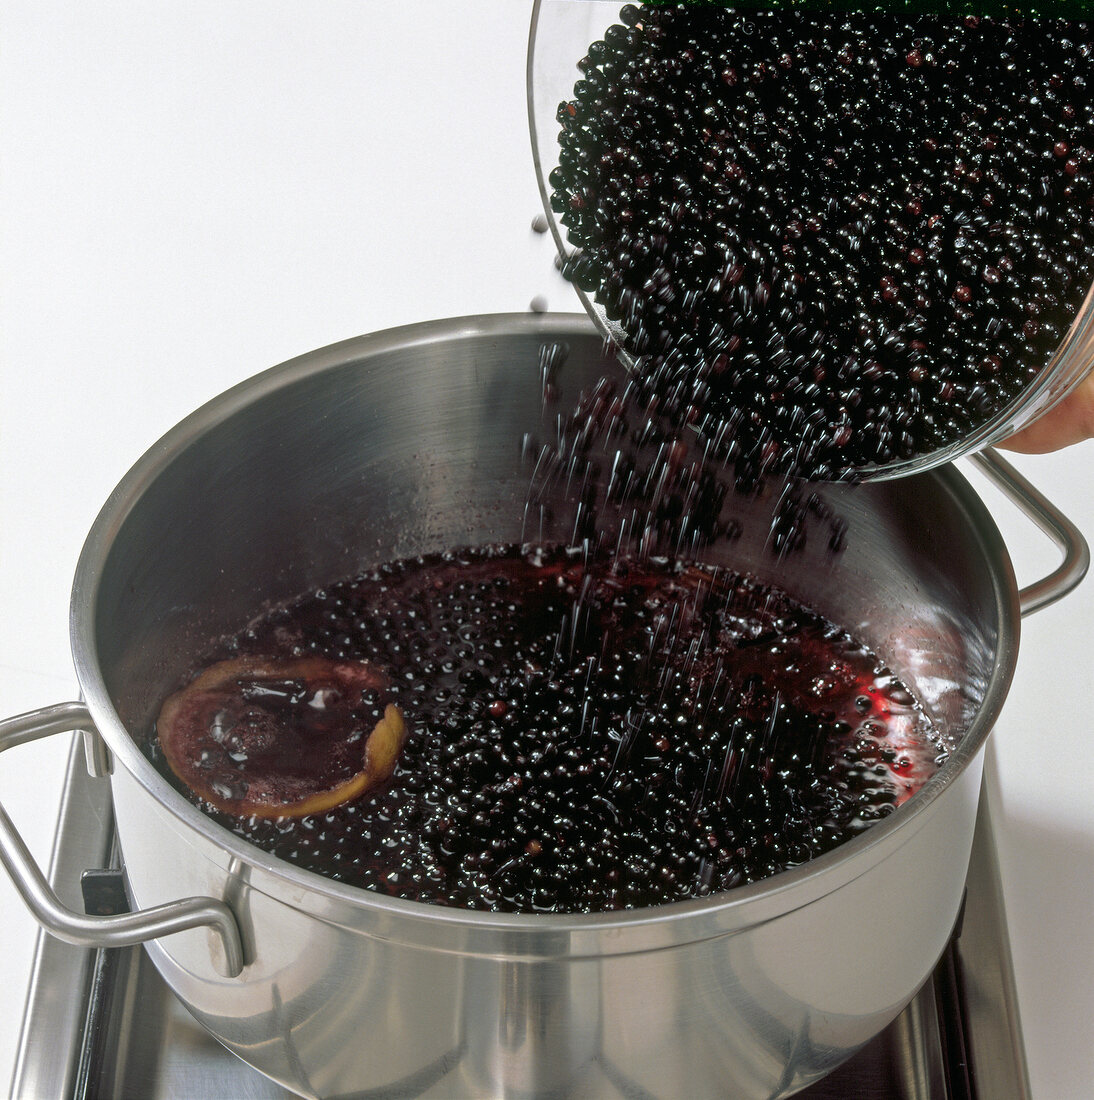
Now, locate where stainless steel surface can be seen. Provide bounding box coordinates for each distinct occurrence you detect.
[9,739,111,1100]
[12,738,1031,1100]
[970,450,1091,616]
[954,743,1033,1100]
[526,0,1094,482]
[88,947,950,1100]
[0,705,243,977]
[8,739,281,1100]
[2,313,1064,1096]
[82,726,112,780]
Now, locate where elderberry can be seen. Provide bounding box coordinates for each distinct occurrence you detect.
[551,7,1094,479]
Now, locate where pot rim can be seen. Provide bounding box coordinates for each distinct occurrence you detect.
[70,312,1022,938]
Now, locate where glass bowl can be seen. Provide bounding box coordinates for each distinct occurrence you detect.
[526,0,1094,480]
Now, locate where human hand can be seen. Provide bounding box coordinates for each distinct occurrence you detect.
[999,369,1094,454]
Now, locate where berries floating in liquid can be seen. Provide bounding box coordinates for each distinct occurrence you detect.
[550,7,1094,480]
[149,546,947,913]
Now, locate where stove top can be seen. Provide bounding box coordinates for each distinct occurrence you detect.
[10,745,1031,1099]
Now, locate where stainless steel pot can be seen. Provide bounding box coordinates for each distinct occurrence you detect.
[0,314,1087,1099]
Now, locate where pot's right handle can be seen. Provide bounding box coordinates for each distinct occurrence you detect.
[0,702,244,977]
[971,448,1090,617]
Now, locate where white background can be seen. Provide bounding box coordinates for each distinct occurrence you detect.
[1,4,1092,1097]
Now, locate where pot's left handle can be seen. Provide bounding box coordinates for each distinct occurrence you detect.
[0,702,244,978]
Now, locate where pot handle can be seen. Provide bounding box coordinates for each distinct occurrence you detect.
[970,448,1090,617]
[0,701,244,978]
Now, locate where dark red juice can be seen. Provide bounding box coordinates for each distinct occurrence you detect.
[149,545,945,913]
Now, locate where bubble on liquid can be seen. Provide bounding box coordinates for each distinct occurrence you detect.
[209,711,232,743]
[211,777,248,802]
[811,676,838,697]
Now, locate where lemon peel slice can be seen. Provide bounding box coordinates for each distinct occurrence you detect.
[156,656,407,819]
